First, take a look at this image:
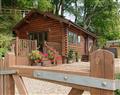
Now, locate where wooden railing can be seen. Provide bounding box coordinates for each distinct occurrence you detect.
[0,8,30,16]
[16,37,37,57]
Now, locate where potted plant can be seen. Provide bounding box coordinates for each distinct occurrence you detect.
[29,50,43,66]
[47,50,56,65]
[42,53,51,66]
[75,52,80,62]
[68,49,75,63]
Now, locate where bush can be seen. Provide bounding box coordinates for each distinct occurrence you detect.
[68,49,75,60]
[115,74,120,95]
[0,34,12,59]
[115,89,120,95]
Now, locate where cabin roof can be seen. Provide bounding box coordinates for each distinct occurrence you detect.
[13,9,96,38]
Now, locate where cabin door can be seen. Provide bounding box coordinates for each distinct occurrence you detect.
[29,32,48,51]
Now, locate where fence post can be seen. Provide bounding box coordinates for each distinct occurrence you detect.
[0,58,4,95]
[90,49,115,95]
[0,52,16,95]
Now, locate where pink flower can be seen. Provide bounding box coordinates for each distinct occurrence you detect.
[44,53,48,57]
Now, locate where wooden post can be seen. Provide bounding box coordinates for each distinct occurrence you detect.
[0,58,4,95]
[90,49,115,95]
[0,52,16,95]
[84,36,88,55]
[16,37,19,65]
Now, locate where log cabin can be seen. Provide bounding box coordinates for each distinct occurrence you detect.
[12,9,96,63]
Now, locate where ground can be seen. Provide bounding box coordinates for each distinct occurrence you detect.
[15,59,120,95]
[15,77,90,95]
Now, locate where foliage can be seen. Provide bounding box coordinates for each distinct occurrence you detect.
[64,0,120,45]
[68,49,75,60]
[0,13,22,35]
[115,74,120,95]
[47,50,55,60]
[115,89,120,95]
[97,36,107,48]
[17,0,52,12]
[0,34,12,59]
[51,0,74,16]
[29,50,43,63]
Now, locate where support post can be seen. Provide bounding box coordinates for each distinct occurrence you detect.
[16,37,19,65]
[90,49,115,95]
[84,36,88,55]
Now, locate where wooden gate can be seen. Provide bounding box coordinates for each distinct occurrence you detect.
[0,49,120,95]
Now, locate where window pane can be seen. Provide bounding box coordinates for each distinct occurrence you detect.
[68,31,77,44]
[68,32,73,43]
[78,36,81,43]
[73,33,77,43]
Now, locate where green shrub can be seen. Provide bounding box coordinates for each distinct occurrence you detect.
[115,74,120,95]
[68,49,75,60]
[0,34,12,59]
[115,89,120,95]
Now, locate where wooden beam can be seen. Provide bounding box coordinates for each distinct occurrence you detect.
[68,88,84,95]
[13,75,28,95]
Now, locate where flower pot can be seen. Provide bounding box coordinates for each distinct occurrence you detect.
[31,62,42,66]
[68,60,73,64]
[56,60,62,64]
[43,60,57,67]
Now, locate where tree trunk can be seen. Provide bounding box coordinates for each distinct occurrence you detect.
[60,0,64,16]
[0,0,2,13]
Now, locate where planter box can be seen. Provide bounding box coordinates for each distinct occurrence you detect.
[56,60,62,64]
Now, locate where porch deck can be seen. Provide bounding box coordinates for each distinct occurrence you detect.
[11,58,120,78]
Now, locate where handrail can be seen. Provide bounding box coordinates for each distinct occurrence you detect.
[0,8,30,15]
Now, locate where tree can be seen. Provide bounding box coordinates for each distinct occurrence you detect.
[64,0,120,47]
[0,13,22,35]
[51,0,73,16]
[17,0,52,12]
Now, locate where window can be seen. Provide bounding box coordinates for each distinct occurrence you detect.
[68,32,73,43]
[29,32,48,46]
[78,36,81,43]
[73,33,77,43]
[68,31,77,44]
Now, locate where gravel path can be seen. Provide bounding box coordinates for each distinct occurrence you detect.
[15,77,90,95]
[15,58,120,95]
